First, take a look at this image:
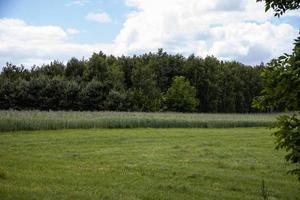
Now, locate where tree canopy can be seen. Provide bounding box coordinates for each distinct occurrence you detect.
[0,50,265,113]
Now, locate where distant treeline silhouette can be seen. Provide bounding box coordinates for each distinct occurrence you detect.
[0,49,266,112]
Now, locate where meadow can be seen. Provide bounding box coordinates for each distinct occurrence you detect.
[0,111,279,132]
[0,128,299,199]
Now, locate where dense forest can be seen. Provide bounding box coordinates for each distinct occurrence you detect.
[0,49,265,113]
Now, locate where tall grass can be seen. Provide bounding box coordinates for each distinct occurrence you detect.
[0,110,279,132]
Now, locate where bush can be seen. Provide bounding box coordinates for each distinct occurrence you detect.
[274,113,300,180]
[164,76,198,112]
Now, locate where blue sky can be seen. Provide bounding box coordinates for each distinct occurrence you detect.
[0,0,299,67]
[0,0,132,43]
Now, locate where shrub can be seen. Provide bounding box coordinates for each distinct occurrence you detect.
[164,76,198,112]
[274,114,300,180]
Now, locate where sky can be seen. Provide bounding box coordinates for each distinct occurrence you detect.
[0,0,299,68]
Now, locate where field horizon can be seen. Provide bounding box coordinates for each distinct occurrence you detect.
[0,111,280,132]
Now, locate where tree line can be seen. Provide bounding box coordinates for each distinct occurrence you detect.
[0,49,265,112]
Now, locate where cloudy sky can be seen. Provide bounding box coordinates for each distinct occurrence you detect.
[0,0,299,68]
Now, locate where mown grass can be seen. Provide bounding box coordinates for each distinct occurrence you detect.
[0,111,279,131]
[0,128,299,199]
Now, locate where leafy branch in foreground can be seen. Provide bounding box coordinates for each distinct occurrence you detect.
[274,114,300,180]
[253,36,300,111]
[254,0,300,180]
[253,36,300,180]
[257,0,300,17]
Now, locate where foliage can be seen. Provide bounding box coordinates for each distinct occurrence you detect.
[84,52,108,81]
[65,57,85,80]
[80,80,108,110]
[164,76,198,112]
[253,36,300,111]
[254,40,300,178]
[130,63,161,112]
[257,0,300,17]
[255,0,300,181]
[253,21,300,182]
[274,114,300,180]
[0,50,264,112]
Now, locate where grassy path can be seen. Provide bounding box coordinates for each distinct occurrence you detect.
[0,128,299,199]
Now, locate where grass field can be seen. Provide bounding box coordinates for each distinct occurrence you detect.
[0,111,279,131]
[0,128,299,199]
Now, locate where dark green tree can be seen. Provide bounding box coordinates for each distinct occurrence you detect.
[107,63,125,91]
[39,61,65,78]
[63,81,81,110]
[27,76,49,110]
[1,63,30,80]
[43,77,67,110]
[0,79,17,109]
[65,57,85,80]
[84,52,108,82]
[0,50,264,113]
[130,62,161,112]
[105,63,128,111]
[80,80,108,110]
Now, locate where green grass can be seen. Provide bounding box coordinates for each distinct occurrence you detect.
[0,128,299,199]
[0,111,279,131]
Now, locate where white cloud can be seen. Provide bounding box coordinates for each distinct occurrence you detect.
[114,0,298,64]
[65,0,90,7]
[66,28,80,35]
[85,12,112,23]
[0,0,299,67]
[208,22,297,63]
[0,18,115,67]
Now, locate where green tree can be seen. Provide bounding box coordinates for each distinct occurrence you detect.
[0,79,16,109]
[84,52,108,82]
[130,62,161,112]
[105,63,128,111]
[63,81,81,110]
[27,76,49,110]
[164,76,198,112]
[253,37,300,179]
[43,77,67,110]
[1,63,30,80]
[107,63,125,91]
[39,61,65,78]
[65,57,85,81]
[253,38,300,111]
[14,79,30,110]
[254,0,300,180]
[80,80,108,110]
[257,0,300,17]
[105,90,128,111]
[0,51,264,113]
[201,56,221,112]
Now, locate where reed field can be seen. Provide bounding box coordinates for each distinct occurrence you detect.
[0,110,280,132]
[0,128,299,200]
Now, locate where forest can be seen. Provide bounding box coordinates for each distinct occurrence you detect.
[0,49,265,113]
